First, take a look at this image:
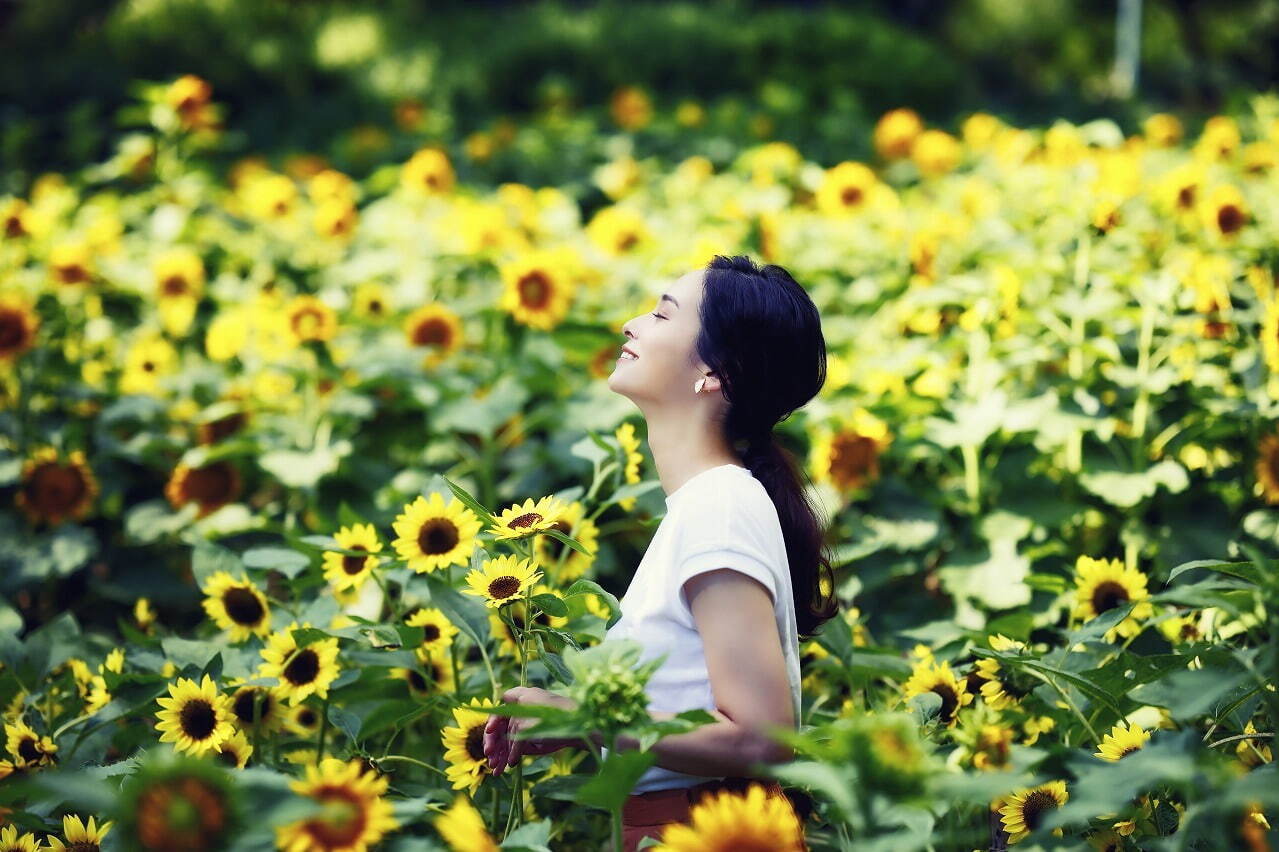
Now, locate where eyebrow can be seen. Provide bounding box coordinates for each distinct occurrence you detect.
[660,293,680,308]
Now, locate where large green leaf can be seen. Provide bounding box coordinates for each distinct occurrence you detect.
[575,749,657,812]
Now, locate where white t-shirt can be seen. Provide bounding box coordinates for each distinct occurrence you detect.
[600,462,803,794]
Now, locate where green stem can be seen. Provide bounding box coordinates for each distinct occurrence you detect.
[961,443,980,509]
[1023,668,1099,746]
[376,753,452,780]
[315,694,331,764]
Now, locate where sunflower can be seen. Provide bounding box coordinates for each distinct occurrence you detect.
[433,794,498,852]
[488,496,566,542]
[873,108,923,159]
[654,782,806,851]
[321,523,383,592]
[976,635,1031,710]
[0,300,39,361]
[0,825,39,852]
[240,172,297,219]
[153,246,205,300]
[1255,431,1279,503]
[14,446,98,526]
[532,500,599,583]
[585,205,650,257]
[134,597,157,631]
[462,554,542,609]
[164,459,242,518]
[612,422,644,513]
[402,303,464,365]
[971,724,1014,771]
[394,651,456,698]
[1072,555,1154,640]
[287,703,323,737]
[214,729,253,769]
[999,780,1068,844]
[120,333,180,395]
[352,282,390,321]
[4,720,56,768]
[258,623,341,705]
[809,410,892,495]
[201,571,271,641]
[441,697,500,797]
[48,240,93,285]
[401,146,455,195]
[285,295,338,345]
[816,161,880,218]
[116,748,240,852]
[195,408,249,446]
[314,199,358,240]
[902,659,973,727]
[43,815,112,852]
[227,683,285,733]
[1095,721,1150,761]
[276,758,398,852]
[912,129,962,177]
[498,250,576,330]
[404,607,460,655]
[390,493,482,574]
[155,675,234,757]
[1200,184,1248,239]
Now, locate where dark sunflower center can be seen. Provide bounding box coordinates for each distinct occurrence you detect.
[422,624,441,642]
[232,688,273,725]
[308,789,367,847]
[0,313,25,350]
[1117,745,1140,759]
[1177,186,1196,208]
[932,684,959,724]
[65,842,100,852]
[17,737,42,762]
[507,512,542,530]
[297,707,318,728]
[162,275,189,296]
[1218,204,1245,234]
[488,576,521,601]
[283,649,320,686]
[342,546,368,575]
[135,776,229,849]
[408,669,429,692]
[180,699,218,741]
[222,587,264,626]
[412,318,451,346]
[465,725,486,762]
[417,518,459,556]
[841,186,863,206]
[216,746,240,767]
[616,231,638,252]
[27,463,88,515]
[830,434,877,485]
[518,272,551,308]
[1020,789,1059,831]
[183,462,237,504]
[1091,581,1130,614]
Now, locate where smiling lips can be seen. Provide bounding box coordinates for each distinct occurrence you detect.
[618,346,638,361]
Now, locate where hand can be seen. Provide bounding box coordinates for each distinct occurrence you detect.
[483,685,579,776]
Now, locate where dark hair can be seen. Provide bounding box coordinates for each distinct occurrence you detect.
[696,254,839,641]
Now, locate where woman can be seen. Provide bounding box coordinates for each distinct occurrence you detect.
[483,254,838,851]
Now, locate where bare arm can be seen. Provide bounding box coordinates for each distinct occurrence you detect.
[587,568,795,776]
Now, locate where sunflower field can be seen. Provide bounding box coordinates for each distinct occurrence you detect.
[3,46,1279,852]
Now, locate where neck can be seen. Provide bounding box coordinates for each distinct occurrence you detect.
[640,401,741,499]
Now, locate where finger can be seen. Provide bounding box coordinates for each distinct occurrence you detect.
[486,716,509,768]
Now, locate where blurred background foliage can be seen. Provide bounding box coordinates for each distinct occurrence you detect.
[3,0,1279,190]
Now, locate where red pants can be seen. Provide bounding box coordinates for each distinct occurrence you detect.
[618,776,807,852]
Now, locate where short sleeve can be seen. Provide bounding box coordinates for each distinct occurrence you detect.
[674,543,778,626]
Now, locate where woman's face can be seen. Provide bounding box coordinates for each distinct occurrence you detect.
[608,269,709,403]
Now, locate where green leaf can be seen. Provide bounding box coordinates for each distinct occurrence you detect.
[421,569,491,648]
[243,547,311,578]
[439,476,496,527]
[1078,458,1189,508]
[530,593,568,618]
[191,540,244,587]
[540,527,592,558]
[576,749,657,812]
[1014,659,1124,716]
[1129,667,1252,723]
[563,578,622,629]
[1166,559,1271,586]
[328,704,363,743]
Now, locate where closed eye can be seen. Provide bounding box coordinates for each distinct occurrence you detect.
[651,313,666,320]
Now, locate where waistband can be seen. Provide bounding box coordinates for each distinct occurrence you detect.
[621,776,784,827]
